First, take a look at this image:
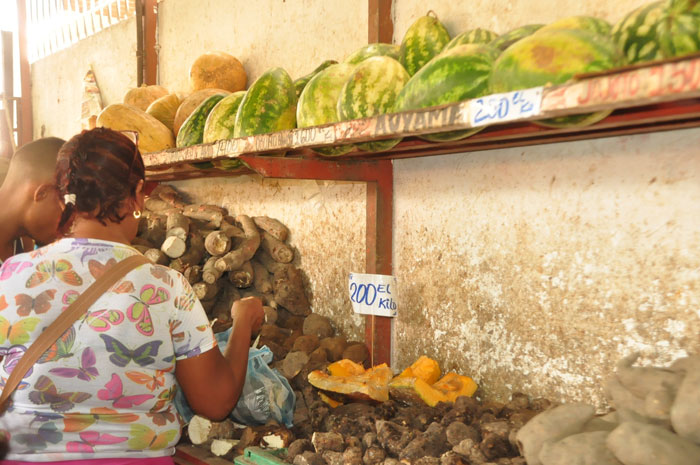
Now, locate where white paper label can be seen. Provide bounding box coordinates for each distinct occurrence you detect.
[348,272,398,317]
[469,87,543,127]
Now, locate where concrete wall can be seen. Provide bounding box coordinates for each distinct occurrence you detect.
[393,130,700,405]
[157,0,368,94]
[30,17,137,139]
[392,0,647,39]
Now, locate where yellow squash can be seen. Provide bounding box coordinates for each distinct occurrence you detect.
[96,104,175,153]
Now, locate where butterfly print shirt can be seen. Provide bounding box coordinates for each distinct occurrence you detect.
[0,238,216,460]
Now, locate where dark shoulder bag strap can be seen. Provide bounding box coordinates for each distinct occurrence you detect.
[0,254,151,413]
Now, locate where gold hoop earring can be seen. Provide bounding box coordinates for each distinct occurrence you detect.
[133,210,142,219]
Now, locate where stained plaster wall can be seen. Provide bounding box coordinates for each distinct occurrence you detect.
[393,0,700,405]
[157,0,368,93]
[30,16,137,139]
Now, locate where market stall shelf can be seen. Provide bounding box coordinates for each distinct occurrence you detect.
[143,54,700,179]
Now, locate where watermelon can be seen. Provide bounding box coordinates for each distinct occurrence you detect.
[399,11,451,76]
[490,28,623,128]
[337,56,410,152]
[490,24,544,51]
[293,60,338,98]
[234,67,297,139]
[202,91,246,144]
[176,93,226,148]
[538,15,612,36]
[444,28,499,51]
[297,63,356,156]
[394,44,498,142]
[657,0,700,59]
[612,1,666,64]
[345,43,401,64]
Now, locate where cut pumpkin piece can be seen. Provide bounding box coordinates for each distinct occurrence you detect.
[319,392,343,408]
[433,372,478,401]
[397,355,441,385]
[327,359,366,377]
[389,376,449,407]
[308,363,393,402]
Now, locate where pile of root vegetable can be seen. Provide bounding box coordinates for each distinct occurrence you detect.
[135,184,369,363]
[187,387,547,465]
[137,186,700,465]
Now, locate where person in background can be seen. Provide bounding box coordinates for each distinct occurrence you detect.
[0,128,263,464]
[0,137,66,264]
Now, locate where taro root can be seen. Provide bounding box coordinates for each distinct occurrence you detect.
[293,335,321,354]
[400,422,450,462]
[293,451,326,465]
[376,420,416,457]
[364,445,386,465]
[320,336,349,362]
[311,431,344,453]
[303,314,335,339]
[446,421,480,447]
[343,342,370,364]
[343,446,363,465]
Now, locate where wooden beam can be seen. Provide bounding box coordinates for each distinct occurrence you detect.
[16,0,34,144]
[368,0,393,44]
[135,0,144,86]
[143,0,157,85]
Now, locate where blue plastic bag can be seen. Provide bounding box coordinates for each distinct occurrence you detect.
[174,329,296,427]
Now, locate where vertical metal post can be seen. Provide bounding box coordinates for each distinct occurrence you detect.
[16,0,34,144]
[143,0,157,85]
[364,162,394,366]
[368,0,394,44]
[135,0,144,86]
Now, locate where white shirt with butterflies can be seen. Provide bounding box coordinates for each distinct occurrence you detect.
[0,238,216,460]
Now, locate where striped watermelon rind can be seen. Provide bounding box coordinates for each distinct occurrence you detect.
[490,28,622,128]
[657,0,700,59]
[234,67,297,139]
[202,91,246,144]
[395,44,498,142]
[612,1,666,64]
[345,43,400,64]
[338,56,410,153]
[297,63,356,156]
[176,93,227,148]
[538,15,612,36]
[490,24,544,51]
[293,60,338,98]
[399,12,451,76]
[444,28,499,51]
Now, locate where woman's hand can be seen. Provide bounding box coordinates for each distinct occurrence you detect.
[231,296,264,334]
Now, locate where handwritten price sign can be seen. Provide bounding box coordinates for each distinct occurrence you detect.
[469,87,544,127]
[348,273,398,317]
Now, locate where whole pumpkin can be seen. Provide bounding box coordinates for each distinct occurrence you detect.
[146,94,181,132]
[190,51,247,93]
[96,104,175,153]
[123,84,169,111]
[173,88,229,135]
